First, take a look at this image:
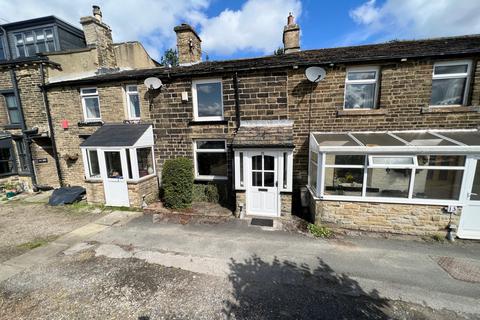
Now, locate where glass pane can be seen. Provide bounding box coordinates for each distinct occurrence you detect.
[252,172,262,186]
[0,40,5,60]
[394,132,454,146]
[347,71,376,80]
[129,93,140,118]
[239,152,244,187]
[309,162,317,191]
[252,155,262,170]
[24,32,34,43]
[353,133,405,146]
[5,94,21,124]
[0,148,11,160]
[413,169,463,200]
[430,78,466,105]
[0,160,13,175]
[105,151,123,179]
[15,34,23,44]
[326,154,364,166]
[441,131,480,146]
[264,172,274,187]
[25,43,36,56]
[417,155,465,167]
[283,152,287,189]
[45,29,54,39]
[264,155,274,171]
[137,148,154,178]
[35,30,45,41]
[471,161,480,201]
[366,168,411,198]
[84,97,100,119]
[15,141,28,172]
[37,41,47,53]
[197,152,227,176]
[196,82,223,117]
[324,167,363,196]
[88,150,100,177]
[126,150,132,179]
[16,45,25,58]
[314,133,359,147]
[434,64,468,75]
[310,151,318,163]
[46,40,55,51]
[370,156,414,166]
[345,83,375,109]
[127,85,137,92]
[196,140,225,150]
[81,88,97,94]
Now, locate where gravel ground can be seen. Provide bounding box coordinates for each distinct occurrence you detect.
[0,246,476,320]
[0,201,104,263]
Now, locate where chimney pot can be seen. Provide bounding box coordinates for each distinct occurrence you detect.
[92,5,102,22]
[287,12,294,25]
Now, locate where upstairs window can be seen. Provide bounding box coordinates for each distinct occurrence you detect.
[80,88,101,121]
[344,67,380,109]
[14,28,56,58]
[3,93,21,125]
[430,60,471,106]
[126,85,141,119]
[0,36,5,60]
[192,79,224,121]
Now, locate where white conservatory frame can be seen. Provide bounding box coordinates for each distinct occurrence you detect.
[308,129,480,207]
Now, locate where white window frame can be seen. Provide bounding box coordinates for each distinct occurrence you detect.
[82,148,101,180]
[125,85,141,120]
[430,60,472,107]
[192,79,224,121]
[311,153,469,206]
[343,66,380,110]
[134,146,156,180]
[367,155,417,168]
[193,139,228,181]
[80,87,101,122]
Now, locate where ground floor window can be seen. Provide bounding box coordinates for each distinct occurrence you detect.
[86,149,100,179]
[194,140,228,180]
[311,153,467,203]
[136,147,154,178]
[0,144,15,176]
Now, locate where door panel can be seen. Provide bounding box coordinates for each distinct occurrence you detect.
[246,152,279,216]
[101,150,130,207]
[458,159,480,239]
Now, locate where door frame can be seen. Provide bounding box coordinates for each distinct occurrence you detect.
[98,148,130,207]
[244,150,281,217]
[458,155,480,239]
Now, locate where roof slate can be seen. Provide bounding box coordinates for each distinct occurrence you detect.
[80,124,151,147]
[233,122,294,148]
[46,34,480,86]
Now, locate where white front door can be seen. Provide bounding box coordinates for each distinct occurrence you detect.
[458,158,480,239]
[99,149,130,207]
[246,152,279,216]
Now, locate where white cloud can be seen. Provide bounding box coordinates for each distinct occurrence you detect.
[346,0,480,44]
[0,0,300,59]
[199,0,302,56]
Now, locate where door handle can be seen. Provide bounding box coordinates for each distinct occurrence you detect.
[258,188,268,192]
[468,192,478,198]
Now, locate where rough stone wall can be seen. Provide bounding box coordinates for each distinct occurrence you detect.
[127,175,159,208]
[175,25,202,65]
[85,180,104,204]
[280,193,292,217]
[288,59,480,191]
[80,17,116,69]
[313,199,460,235]
[235,191,246,217]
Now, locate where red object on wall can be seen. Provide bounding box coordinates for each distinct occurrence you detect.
[61,119,69,129]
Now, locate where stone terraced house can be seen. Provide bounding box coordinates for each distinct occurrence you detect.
[3,9,480,239]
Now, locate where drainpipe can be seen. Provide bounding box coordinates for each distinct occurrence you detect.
[233,72,241,129]
[40,63,63,187]
[9,68,37,186]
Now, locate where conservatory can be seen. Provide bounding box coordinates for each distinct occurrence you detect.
[80,124,158,208]
[308,129,480,239]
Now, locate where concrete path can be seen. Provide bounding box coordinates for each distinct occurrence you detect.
[90,216,480,315]
[0,210,141,283]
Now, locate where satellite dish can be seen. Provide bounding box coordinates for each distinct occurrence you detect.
[305,66,326,83]
[144,77,163,90]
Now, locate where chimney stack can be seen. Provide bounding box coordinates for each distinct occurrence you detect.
[80,5,116,69]
[283,13,300,54]
[174,23,202,66]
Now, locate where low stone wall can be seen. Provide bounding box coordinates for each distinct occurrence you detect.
[85,180,104,205]
[235,191,246,217]
[127,175,159,208]
[312,198,460,235]
[280,192,292,217]
[0,175,33,192]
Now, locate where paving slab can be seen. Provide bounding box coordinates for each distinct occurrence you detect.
[94,210,142,226]
[0,264,24,283]
[3,242,68,268]
[54,223,109,245]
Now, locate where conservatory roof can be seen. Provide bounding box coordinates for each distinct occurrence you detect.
[311,129,480,154]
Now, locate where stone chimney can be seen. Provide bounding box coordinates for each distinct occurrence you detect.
[80,5,117,69]
[283,13,300,54]
[174,23,202,66]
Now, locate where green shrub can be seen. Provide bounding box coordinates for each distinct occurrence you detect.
[192,183,220,203]
[162,158,194,209]
[308,223,334,238]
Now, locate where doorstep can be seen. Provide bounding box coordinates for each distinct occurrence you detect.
[243,215,283,231]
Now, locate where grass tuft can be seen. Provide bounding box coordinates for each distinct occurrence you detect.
[308,223,334,238]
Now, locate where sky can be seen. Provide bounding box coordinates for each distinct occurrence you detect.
[1,0,479,61]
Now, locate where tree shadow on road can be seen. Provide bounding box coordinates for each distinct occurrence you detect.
[223,255,390,320]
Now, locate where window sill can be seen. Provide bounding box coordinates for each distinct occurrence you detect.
[195,176,228,182]
[3,124,22,130]
[336,109,387,117]
[421,106,480,114]
[128,174,157,184]
[78,120,104,127]
[188,120,228,126]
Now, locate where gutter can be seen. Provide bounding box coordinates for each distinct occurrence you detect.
[40,63,63,187]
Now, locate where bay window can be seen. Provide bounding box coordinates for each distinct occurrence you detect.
[194,140,227,180]
[86,149,100,179]
[308,151,318,191]
[344,67,380,109]
[136,147,154,178]
[324,155,364,196]
[430,60,471,106]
